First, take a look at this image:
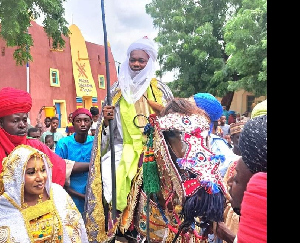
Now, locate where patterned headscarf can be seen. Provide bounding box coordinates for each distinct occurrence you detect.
[0,145,52,205]
[0,87,32,117]
[118,36,158,104]
[238,115,267,174]
[0,145,89,242]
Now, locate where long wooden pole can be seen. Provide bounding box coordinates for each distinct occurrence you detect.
[101,0,116,219]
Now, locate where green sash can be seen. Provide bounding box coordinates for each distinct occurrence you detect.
[116,86,157,210]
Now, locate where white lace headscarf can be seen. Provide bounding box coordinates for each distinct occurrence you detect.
[0,145,52,206]
[118,36,158,104]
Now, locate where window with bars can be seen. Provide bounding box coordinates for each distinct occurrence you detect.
[50,68,60,87]
[98,75,105,89]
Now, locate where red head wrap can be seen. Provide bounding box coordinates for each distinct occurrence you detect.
[237,172,267,243]
[0,87,32,117]
[72,108,92,121]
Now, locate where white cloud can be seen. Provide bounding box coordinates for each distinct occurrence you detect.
[61,0,175,83]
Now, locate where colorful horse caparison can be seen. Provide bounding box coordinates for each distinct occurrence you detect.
[84,98,227,243]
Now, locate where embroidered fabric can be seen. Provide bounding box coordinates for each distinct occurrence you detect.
[0,145,88,242]
[156,113,227,195]
[84,78,174,242]
[133,109,227,242]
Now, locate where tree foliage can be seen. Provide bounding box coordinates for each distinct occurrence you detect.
[224,0,267,97]
[146,0,267,98]
[0,0,70,65]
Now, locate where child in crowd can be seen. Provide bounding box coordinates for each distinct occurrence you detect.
[45,134,55,151]
[27,127,41,139]
[89,106,99,136]
[40,117,65,149]
[65,113,75,136]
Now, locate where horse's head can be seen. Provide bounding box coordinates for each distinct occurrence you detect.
[148,98,210,160]
[146,98,227,239]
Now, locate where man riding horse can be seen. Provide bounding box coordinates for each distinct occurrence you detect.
[84,36,173,242]
[85,96,227,242]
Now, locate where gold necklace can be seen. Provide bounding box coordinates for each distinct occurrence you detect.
[22,193,44,209]
[37,193,43,204]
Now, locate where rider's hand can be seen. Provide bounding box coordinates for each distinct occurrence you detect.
[102,105,115,127]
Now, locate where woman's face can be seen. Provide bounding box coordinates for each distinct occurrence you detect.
[24,156,47,196]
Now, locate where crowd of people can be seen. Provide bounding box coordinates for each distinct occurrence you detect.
[0,36,267,243]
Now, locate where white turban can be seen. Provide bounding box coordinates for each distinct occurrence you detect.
[126,37,158,60]
[118,37,158,104]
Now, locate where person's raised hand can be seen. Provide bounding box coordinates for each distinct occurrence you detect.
[39,106,46,113]
[102,105,115,127]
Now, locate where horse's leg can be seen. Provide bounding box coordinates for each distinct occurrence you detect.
[123,231,138,242]
[114,230,136,242]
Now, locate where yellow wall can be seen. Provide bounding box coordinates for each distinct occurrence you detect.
[69,24,97,100]
[216,91,267,115]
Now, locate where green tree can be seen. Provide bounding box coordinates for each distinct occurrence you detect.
[146,0,267,102]
[224,0,267,97]
[0,0,70,65]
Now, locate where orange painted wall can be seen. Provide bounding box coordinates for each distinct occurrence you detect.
[86,41,118,108]
[0,38,27,91]
[28,21,76,126]
[0,21,117,127]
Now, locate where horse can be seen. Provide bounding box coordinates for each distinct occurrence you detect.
[84,98,227,243]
